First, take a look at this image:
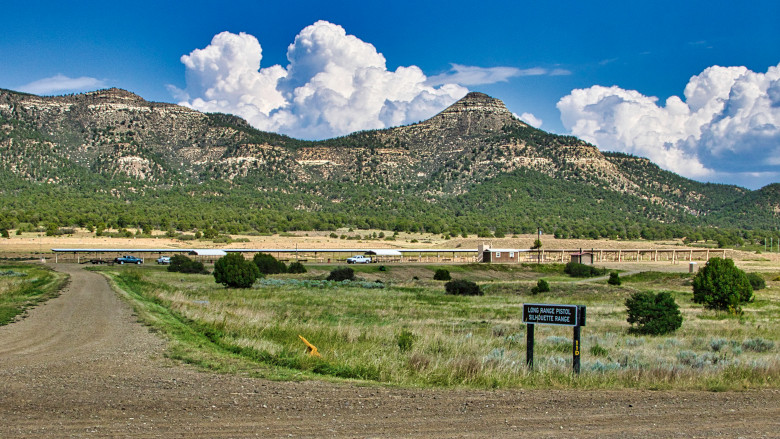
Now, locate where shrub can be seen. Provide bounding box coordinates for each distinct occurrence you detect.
[692,258,753,313]
[445,279,483,296]
[625,291,683,335]
[287,261,307,274]
[253,253,287,274]
[742,338,774,353]
[531,279,550,295]
[709,338,728,352]
[214,253,261,288]
[564,261,606,278]
[608,272,622,286]
[202,228,219,239]
[590,344,609,357]
[168,255,208,274]
[378,265,387,272]
[396,329,416,352]
[433,269,451,281]
[327,267,355,282]
[746,272,766,290]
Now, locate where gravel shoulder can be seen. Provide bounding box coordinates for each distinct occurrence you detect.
[0,264,777,438]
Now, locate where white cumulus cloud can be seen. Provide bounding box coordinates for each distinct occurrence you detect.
[18,74,106,95]
[174,21,468,139]
[557,63,780,188]
[514,112,543,128]
[427,64,568,86]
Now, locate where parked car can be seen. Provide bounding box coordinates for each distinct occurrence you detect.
[346,255,372,264]
[115,255,143,265]
[156,256,171,265]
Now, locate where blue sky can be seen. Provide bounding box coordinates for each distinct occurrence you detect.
[2,1,779,189]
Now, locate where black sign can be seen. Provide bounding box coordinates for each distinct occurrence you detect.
[523,303,579,326]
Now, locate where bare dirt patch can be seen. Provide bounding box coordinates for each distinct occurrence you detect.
[0,263,777,438]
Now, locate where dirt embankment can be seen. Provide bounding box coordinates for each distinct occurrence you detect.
[0,264,777,438]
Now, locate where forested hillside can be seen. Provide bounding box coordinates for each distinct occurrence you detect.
[0,88,778,244]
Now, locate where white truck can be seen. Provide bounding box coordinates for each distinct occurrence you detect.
[346,255,372,264]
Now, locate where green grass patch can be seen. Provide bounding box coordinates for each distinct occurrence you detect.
[98,264,780,390]
[622,271,692,284]
[0,263,67,325]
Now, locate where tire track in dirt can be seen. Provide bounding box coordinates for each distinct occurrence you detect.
[0,264,777,438]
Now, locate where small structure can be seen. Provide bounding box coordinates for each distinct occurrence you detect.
[364,249,403,263]
[478,244,520,263]
[570,251,593,265]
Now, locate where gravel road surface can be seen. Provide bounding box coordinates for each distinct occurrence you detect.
[0,264,777,438]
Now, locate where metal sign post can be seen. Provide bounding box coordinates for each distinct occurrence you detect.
[526,323,534,369]
[523,303,586,374]
[573,324,581,374]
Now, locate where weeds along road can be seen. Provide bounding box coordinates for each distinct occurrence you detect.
[0,264,777,438]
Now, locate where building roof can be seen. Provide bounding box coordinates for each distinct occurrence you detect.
[51,248,192,253]
[484,249,531,253]
[188,249,228,256]
[364,249,403,256]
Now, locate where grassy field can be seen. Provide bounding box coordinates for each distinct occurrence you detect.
[0,263,67,326]
[100,263,779,390]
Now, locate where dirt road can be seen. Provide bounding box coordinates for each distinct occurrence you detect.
[0,264,777,438]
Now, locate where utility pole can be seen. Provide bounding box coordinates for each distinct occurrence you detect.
[536,227,542,265]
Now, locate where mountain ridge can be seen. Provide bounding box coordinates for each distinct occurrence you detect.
[0,87,777,237]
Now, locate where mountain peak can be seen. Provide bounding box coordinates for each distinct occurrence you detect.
[423,92,522,135]
[445,92,513,116]
[82,88,147,103]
